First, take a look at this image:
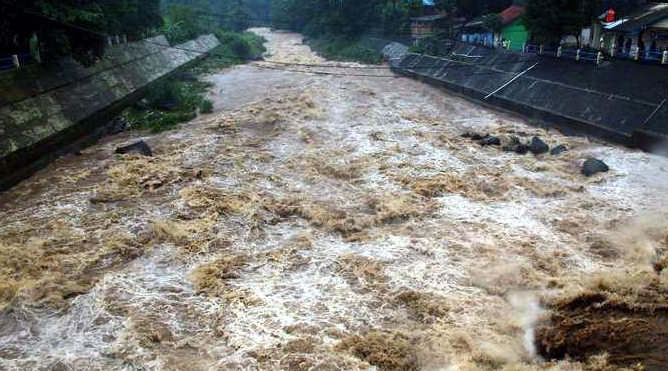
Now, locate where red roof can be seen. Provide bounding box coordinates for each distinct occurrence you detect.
[499,4,526,26]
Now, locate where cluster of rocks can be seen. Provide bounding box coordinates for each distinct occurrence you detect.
[462,132,567,156]
[461,131,609,176]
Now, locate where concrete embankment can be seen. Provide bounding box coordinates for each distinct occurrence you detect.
[0,34,220,190]
[383,42,668,152]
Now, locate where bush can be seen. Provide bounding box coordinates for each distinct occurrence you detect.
[239,32,266,59]
[200,99,214,114]
[123,31,266,132]
[307,36,382,64]
[409,36,447,56]
[216,31,251,59]
[125,78,211,132]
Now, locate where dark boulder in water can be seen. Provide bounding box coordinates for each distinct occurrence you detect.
[503,136,528,155]
[461,132,488,140]
[582,158,609,176]
[515,143,529,155]
[529,136,549,155]
[550,144,568,156]
[478,135,500,146]
[115,140,153,157]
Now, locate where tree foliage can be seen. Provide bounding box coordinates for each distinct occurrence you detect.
[268,0,430,38]
[0,0,161,65]
[523,0,602,45]
[455,0,511,20]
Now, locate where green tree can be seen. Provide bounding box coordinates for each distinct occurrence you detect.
[380,1,411,36]
[523,0,602,45]
[0,0,161,65]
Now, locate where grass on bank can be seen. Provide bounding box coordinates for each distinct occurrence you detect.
[306,35,383,64]
[122,31,266,133]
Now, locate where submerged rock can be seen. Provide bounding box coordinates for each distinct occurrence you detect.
[461,132,489,140]
[503,136,529,154]
[515,143,529,155]
[550,144,568,155]
[115,140,153,157]
[529,136,549,155]
[478,135,500,146]
[582,158,609,176]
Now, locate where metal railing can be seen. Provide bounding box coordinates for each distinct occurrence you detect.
[0,52,37,72]
[520,42,668,66]
[0,56,14,71]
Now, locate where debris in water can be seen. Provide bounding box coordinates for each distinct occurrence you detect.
[582,158,609,176]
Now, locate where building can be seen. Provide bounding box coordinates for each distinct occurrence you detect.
[459,4,529,51]
[409,0,464,44]
[411,14,450,44]
[460,16,495,46]
[592,2,668,58]
[496,4,529,51]
[409,0,440,43]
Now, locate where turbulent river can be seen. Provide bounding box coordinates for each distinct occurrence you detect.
[1,29,668,371]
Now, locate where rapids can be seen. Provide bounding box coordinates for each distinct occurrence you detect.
[1,28,667,371]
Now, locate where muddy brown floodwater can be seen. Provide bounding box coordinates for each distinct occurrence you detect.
[2,29,668,371]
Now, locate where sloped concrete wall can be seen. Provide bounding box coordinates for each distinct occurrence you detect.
[387,42,668,149]
[0,34,219,189]
[382,43,410,61]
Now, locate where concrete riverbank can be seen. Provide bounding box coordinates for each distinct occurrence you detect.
[0,34,220,190]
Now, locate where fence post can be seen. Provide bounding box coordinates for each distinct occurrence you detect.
[663,50,668,64]
[107,36,113,46]
[576,49,581,61]
[11,55,19,68]
[557,46,562,58]
[539,44,544,54]
[596,51,603,65]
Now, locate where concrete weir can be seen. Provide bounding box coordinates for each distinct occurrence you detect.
[0,34,220,191]
[385,43,668,152]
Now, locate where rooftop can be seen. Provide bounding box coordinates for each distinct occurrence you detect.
[499,4,526,26]
[411,13,449,22]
